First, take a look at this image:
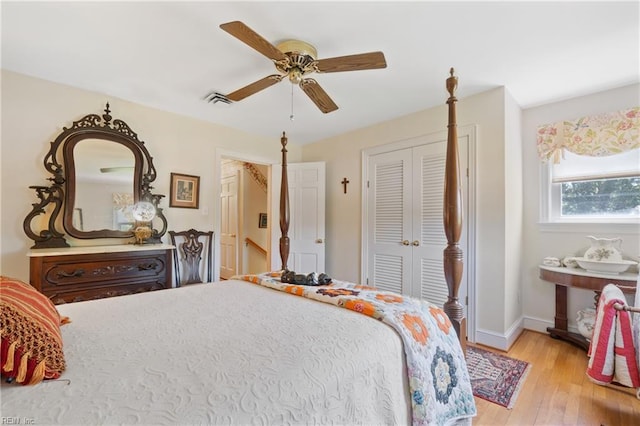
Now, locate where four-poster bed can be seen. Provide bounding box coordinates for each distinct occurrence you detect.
[2,71,475,424]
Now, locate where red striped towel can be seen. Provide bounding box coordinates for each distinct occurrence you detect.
[587,283,640,390]
[634,275,640,398]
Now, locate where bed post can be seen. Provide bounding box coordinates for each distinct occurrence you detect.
[279,132,290,271]
[443,68,466,352]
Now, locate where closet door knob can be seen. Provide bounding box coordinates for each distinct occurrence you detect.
[402,240,410,246]
[412,240,420,246]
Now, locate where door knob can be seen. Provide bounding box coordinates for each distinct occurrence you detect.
[315,238,324,244]
[412,240,420,246]
[402,240,410,246]
[230,234,236,238]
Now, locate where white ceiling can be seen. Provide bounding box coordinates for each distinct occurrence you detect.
[2,1,638,146]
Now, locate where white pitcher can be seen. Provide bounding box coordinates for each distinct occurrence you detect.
[584,236,623,262]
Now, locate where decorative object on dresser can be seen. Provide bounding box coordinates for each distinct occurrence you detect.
[131,201,158,244]
[576,307,596,340]
[575,258,637,274]
[28,245,174,304]
[584,236,623,261]
[22,103,168,248]
[573,235,637,274]
[168,229,213,286]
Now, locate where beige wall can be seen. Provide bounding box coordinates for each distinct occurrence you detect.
[504,89,524,346]
[0,70,301,282]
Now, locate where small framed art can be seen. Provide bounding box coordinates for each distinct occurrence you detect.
[258,213,268,228]
[170,173,200,209]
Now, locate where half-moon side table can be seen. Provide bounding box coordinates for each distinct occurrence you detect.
[539,265,638,351]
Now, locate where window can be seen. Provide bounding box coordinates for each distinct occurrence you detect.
[538,107,639,223]
[549,150,640,221]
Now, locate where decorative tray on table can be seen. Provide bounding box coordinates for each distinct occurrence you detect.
[574,258,637,274]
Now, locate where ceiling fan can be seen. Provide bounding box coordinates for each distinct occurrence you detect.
[213,21,387,114]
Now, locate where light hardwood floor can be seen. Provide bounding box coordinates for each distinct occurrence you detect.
[471,330,640,425]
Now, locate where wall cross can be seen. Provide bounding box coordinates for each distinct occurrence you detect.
[341,177,349,194]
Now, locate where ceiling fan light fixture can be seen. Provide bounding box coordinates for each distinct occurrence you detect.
[288,68,303,84]
[276,40,317,60]
[275,40,318,79]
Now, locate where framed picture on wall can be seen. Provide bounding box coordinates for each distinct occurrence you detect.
[258,213,268,228]
[170,173,200,209]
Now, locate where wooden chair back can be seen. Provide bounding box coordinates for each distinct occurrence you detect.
[168,229,214,286]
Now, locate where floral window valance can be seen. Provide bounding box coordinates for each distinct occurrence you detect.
[537,107,640,163]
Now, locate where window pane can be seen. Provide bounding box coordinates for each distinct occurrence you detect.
[561,177,640,217]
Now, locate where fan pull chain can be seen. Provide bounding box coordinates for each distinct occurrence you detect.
[290,84,295,121]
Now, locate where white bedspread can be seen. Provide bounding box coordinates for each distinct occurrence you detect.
[1,280,411,425]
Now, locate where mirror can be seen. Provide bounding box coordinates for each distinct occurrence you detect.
[64,137,142,238]
[24,104,167,248]
[71,140,137,233]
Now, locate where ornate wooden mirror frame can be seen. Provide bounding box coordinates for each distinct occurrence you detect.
[23,103,168,248]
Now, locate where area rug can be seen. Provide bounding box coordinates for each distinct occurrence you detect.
[466,346,531,409]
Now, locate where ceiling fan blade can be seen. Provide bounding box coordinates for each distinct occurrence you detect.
[220,21,288,62]
[315,51,387,73]
[226,75,284,102]
[299,78,338,114]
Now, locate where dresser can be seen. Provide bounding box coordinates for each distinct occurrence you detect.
[29,244,174,304]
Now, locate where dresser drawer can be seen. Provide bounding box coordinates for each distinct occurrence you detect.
[30,246,173,304]
[42,252,167,287]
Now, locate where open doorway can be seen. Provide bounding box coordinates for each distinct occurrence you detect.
[219,158,270,279]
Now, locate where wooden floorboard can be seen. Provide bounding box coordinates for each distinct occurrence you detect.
[471,330,640,425]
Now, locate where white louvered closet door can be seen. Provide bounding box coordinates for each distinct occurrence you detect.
[367,149,413,294]
[367,140,468,312]
[411,143,452,306]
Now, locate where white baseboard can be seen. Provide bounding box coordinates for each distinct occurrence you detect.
[523,315,552,334]
[476,316,583,351]
[523,315,579,335]
[475,317,524,351]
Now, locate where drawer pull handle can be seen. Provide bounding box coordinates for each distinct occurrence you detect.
[57,269,85,278]
[138,262,158,271]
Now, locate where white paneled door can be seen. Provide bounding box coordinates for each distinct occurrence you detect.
[366,137,469,316]
[271,162,326,274]
[220,173,238,279]
[287,162,326,274]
